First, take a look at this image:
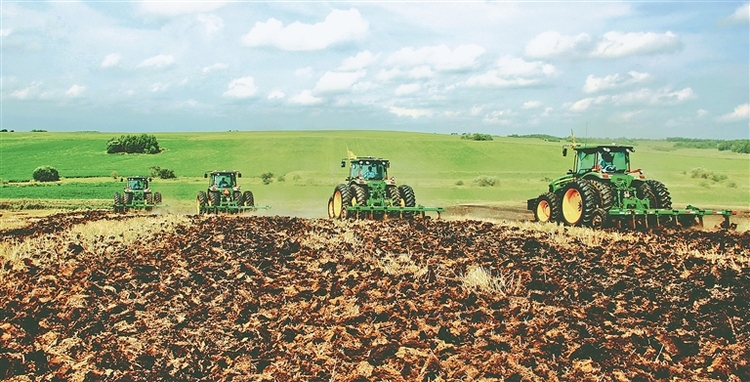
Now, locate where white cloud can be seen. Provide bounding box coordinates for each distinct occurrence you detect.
[101,53,121,68]
[151,82,169,92]
[65,84,85,97]
[313,70,366,93]
[570,98,595,112]
[522,101,542,109]
[268,90,285,100]
[139,0,227,16]
[388,106,432,118]
[718,103,749,122]
[386,44,486,71]
[290,90,323,105]
[610,110,644,122]
[11,87,32,100]
[223,77,258,98]
[408,66,434,79]
[697,109,709,117]
[727,4,750,24]
[525,31,592,59]
[197,14,224,35]
[466,56,556,88]
[470,105,484,116]
[202,63,228,73]
[583,71,651,93]
[483,109,512,124]
[377,68,402,82]
[395,83,421,96]
[339,51,379,71]
[352,82,377,92]
[295,67,313,78]
[241,8,368,51]
[570,87,696,111]
[591,31,681,58]
[137,54,175,69]
[1,29,12,37]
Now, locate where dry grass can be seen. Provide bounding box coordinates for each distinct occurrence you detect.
[462,265,521,296]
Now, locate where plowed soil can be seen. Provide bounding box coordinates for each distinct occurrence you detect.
[1,212,748,381]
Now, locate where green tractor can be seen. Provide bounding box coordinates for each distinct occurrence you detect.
[327,156,444,219]
[114,176,162,212]
[196,170,270,214]
[527,144,735,229]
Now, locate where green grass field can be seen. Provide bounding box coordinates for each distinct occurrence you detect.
[1,131,748,217]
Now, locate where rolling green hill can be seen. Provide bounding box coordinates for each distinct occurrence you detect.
[1,131,748,216]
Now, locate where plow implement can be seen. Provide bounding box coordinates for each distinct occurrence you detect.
[197,203,271,214]
[330,203,444,220]
[606,205,736,229]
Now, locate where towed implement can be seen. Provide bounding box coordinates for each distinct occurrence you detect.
[196,171,270,214]
[327,156,444,219]
[527,143,735,229]
[114,176,163,212]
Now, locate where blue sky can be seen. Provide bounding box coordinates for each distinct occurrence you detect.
[1,1,748,138]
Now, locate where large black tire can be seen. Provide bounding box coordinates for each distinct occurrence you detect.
[331,184,352,219]
[327,196,335,218]
[145,192,153,204]
[350,185,368,219]
[590,208,608,229]
[534,192,560,223]
[209,191,221,207]
[387,186,402,219]
[114,192,124,212]
[645,180,672,209]
[635,182,657,209]
[398,185,416,218]
[196,191,208,214]
[233,191,243,205]
[590,180,614,210]
[154,192,162,205]
[560,179,599,227]
[243,191,254,207]
[125,192,134,205]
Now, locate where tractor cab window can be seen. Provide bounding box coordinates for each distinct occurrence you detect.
[576,151,597,173]
[609,151,629,172]
[129,179,144,190]
[213,175,233,188]
[362,163,385,180]
[350,163,361,179]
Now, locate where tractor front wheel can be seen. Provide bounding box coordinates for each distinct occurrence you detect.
[645,180,672,209]
[209,191,221,208]
[561,179,598,226]
[534,192,560,223]
[327,197,335,218]
[398,185,416,218]
[125,192,134,205]
[350,185,368,219]
[331,184,352,219]
[146,192,154,204]
[387,186,402,219]
[114,192,124,213]
[243,191,255,207]
[154,192,162,205]
[196,191,208,214]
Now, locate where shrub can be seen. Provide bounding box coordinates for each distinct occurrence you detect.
[111,171,119,179]
[292,175,302,182]
[472,176,498,187]
[106,134,161,154]
[455,180,464,186]
[150,166,176,179]
[461,133,493,141]
[32,166,60,182]
[261,172,274,185]
[277,175,286,182]
[689,168,727,182]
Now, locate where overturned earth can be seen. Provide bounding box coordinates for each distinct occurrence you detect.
[1,211,748,381]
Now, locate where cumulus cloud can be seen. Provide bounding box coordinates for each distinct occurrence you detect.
[101,53,121,68]
[137,54,175,69]
[139,0,227,16]
[241,9,368,51]
[290,90,323,105]
[522,101,542,109]
[313,70,366,94]
[1,29,12,37]
[386,44,486,71]
[726,4,750,24]
[395,83,421,96]
[268,90,285,100]
[525,31,592,59]
[466,56,556,88]
[569,87,696,111]
[339,51,379,71]
[583,71,651,93]
[718,103,749,122]
[202,63,228,73]
[483,109,512,124]
[295,67,313,78]
[223,77,258,98]
[570,97,596,112]
[388,106,432,118]
[65,84,85,97]
[591,31,681,58]
[197,14,224,35]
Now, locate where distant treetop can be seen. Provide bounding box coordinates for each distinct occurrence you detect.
[107,134,161,154]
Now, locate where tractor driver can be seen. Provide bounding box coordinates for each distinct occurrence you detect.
[217,176,229,188]
[600,151,616,173]
[364,165,376,180]
[131,180,142,190]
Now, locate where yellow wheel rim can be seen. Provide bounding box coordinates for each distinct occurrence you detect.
[196,197,202,214]
[333,191,343,218]
[327,199,335,218]
[536,200,551,222]
[351,196,357,206]
[562,188,583,224]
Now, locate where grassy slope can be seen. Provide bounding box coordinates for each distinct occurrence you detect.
[1,131,748,215]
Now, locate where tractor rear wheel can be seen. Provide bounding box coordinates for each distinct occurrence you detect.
[678,215,698,228]
[327,197,335,218]
[534,192,560,223]
[243,191,254,207]
[561,179,598,226]
[332,184,352,219]
[590,208,608,229]
[398,185,416,218]
[590,180,614,210]
[154,192,162,205]
[146,192,154,204]
[387,186,402,219]
[125,192,134,205]
[645,180,672,209]
[635,182,658,209]
[350,185,368,219]
[196,191,208,214]
[114,192,124,212]
[233,191,242,205]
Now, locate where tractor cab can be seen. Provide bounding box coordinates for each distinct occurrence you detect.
[565,145,633,175]
[122,177,151,193]
[342,157,391,183]
[206,171,240,190]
